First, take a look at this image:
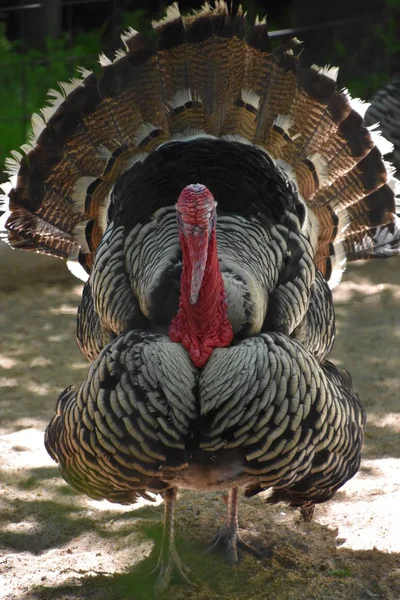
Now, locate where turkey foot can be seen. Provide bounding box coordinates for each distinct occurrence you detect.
[207,486,261,564]
[152,546,194,594]
[152,487,196,594]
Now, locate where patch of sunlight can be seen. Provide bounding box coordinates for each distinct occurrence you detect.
[29,356,52,368]
[0,377,18,387]
[329,357,344,367]
[73,284,84,297]
[368,413,400,432]
[0,427,53,470]
[1,533,153,599]
[318,458,400,552]
[86,494,162,514]
[47,335,64,342]
[0,356,18,369]
[333,281,400,303]
[50,304,78,315]
[71,361,89,370]
[25,381,53,396]
[4,521,40,534]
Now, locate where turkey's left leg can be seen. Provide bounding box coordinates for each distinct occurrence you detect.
[153,487,196,593]
[208,486,260,564]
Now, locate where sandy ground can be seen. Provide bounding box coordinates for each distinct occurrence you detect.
[1,252,400,600]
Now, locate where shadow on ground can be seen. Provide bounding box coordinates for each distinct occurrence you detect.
[1,251,400,600]
[18,494,400,600]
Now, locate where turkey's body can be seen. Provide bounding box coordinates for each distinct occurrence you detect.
[2,1,399,592]
[49,329,364,503]
[77,138,335,363]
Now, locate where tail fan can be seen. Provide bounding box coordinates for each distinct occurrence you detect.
[1,2,399,286]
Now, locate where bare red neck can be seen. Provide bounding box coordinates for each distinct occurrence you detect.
[169,227,233,368]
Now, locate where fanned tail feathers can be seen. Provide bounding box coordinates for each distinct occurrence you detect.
[2,1,399,285]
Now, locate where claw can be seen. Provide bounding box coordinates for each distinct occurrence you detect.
[206,486,262,564]
[207,522,262,564]
[207,522,239,564]
[152,547,196,595]
[151,487,197,595]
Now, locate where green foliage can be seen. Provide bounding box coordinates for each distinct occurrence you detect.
[0,9,156,180]
[122,9,153,36]
[328,567,353,577]
[332,6,400,100]
[0,24,103,179]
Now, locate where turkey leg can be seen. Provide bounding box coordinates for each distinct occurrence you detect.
[207,486,260,564]
[153,487,196,593]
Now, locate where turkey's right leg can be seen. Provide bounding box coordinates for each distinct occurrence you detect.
[207,486,260,564]
[153,487,196,593]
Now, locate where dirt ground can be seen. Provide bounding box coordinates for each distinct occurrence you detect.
[1,252,400,600]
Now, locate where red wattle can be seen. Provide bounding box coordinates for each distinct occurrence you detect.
[169,230,233,368]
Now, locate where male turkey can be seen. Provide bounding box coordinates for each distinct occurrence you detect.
[1,2,400,592]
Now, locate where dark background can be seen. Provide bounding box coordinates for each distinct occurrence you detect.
[1,0,397,51]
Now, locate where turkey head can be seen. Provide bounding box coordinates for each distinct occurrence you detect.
[169,184,233,367]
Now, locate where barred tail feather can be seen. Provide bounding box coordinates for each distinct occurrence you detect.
[2,1,399,285]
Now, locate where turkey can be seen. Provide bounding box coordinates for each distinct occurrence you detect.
[1,1,400,592]
[365,76,400,176]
